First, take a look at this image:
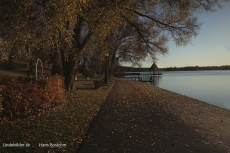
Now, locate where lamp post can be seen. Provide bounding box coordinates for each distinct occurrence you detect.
[104,53,109,84]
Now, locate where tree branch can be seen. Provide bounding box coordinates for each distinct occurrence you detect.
[120,6,187,30]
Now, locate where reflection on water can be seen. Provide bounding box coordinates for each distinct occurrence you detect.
[145,70,230,110]
[122,73,162,86]
[145,76,162,86]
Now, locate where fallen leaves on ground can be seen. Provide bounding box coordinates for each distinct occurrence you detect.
[0,81,115,153]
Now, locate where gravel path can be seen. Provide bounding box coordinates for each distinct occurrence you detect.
[77,79,230,153]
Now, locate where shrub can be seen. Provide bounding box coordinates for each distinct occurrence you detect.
[38,75,66,107]
[85,71,95,77]
[0,75,66,118]
[93,79,103,89]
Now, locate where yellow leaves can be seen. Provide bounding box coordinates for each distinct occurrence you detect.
[79,0,88,4]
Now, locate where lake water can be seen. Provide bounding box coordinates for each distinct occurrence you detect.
[127,70,230,110]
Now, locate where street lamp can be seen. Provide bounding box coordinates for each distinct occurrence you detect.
[104,53,109,84]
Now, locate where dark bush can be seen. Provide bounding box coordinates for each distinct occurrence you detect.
[0,75,66,118]
[93,80,103,89]
[85,71,95,77]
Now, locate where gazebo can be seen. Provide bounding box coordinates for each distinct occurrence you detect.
[149,62,159,74]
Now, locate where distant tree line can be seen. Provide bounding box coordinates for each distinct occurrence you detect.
[162,65,230,71]
[114,65,230,73]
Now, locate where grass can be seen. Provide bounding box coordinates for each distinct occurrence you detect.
[0,69,26,78]
[74,75,105,90]
[0,61,114,152]
[1,82,114,153]
[0,60,51,79]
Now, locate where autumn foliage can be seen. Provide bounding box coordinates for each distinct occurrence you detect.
[0,75,66,118]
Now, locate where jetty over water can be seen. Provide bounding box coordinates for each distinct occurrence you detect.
[116,72,162,82]
[115,63,162,82]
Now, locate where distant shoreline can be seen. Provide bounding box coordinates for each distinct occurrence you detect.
[161,69,230,71]
[117,65,230,72]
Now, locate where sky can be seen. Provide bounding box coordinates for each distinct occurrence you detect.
[124,2,230,68]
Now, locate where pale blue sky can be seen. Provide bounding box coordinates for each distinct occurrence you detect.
[125,2,230,68]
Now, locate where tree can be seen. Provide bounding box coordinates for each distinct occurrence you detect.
[1,0,229,91]
[105,0,229,75]
[0,0,77,73]
[78,41,105,76]
[106,16,168,76]
[61,0,127,90]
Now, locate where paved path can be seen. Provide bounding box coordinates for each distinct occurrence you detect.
[77,80,224,153]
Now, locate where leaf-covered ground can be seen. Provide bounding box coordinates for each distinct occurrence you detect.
[77,79,230,153]
[1,78,230,152]
[0,79,114,153]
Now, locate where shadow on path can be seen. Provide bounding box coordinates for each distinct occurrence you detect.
[77,80,223,153]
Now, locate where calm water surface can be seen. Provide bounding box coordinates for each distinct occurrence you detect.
[134,70,230,110]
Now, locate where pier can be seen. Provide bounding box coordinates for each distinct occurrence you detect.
[116,63,162,82]
[116,72,162,82]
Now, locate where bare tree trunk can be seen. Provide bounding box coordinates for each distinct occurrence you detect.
[8,51,14,69]
[98,66,101,76]
[109,50,116,77]
[64,66,74,91]
[27,58,35,78]
[109,62,114,77]
[63,57,77,91]
[51,64,62,75]
[51,44,63,75]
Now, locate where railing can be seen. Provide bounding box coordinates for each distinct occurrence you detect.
[116,71,162,82]
[118,77,140,81]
